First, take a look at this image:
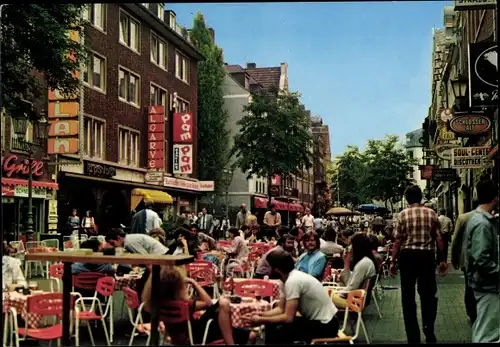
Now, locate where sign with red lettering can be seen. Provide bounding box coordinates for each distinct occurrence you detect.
[2,155,44,178]
[147,106,165,170]
[172,144,193,174]
[173,112,194,143]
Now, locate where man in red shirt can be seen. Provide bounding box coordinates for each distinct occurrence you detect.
[390,185,448,344]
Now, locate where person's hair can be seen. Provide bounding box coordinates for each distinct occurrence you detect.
[142,266,185,311]
[144,200,154,209]
[266,251,295,274]
[476,180,497,205]
[296,212,301,218]
[324,228,337,242]
[105,228,126,242]
[368,234,379,251]
[439,209,447,216]
[302,231,320,250]
[276,226,289,238]
[240,225,249,232]
[189,223,199,232]
[228,227,239,237]
[277,234,295,247]
[472,200,479,210]
[350,233,376,270]
[289,226,300,237]
[174,227,191,240]
[72,208,77,213]
[341,228,355,238]
[405,185,423,205]
[80,239,101,252]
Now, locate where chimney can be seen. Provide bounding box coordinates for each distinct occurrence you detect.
[246,62,256,69]
[208,27,215,42]
[280,62,287,75]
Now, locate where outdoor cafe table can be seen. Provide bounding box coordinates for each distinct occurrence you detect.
[25,251,193,346]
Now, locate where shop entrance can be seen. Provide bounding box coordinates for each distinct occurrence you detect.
[1,197,44,241]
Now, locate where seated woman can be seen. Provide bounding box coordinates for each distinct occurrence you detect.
[368,234,384,268]
[142,265,256,345]
[2,242,27,292]
[72,239,115,275]
[225,227,249,275]
[295,232,327,281]
[166,228,192,255]
[331,234,377,309]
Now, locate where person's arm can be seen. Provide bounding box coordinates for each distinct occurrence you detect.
[275,213,282,227]
[451,216,465,269]
[183,278,213,310]
[258,299,298,324]
[263,213,271,227]
[310,254,327,279]
[205,233,217,250]
[259,296,285,317]
[433,215,447,263]
[344,261,370,292]
[390,214,405,264]
[468,223,497,276]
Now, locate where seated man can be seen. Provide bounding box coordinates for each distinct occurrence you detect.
[72,239,115,275]
[243,252,339,344]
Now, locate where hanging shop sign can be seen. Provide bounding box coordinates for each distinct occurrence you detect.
[434,144,458,161]
[172,144,193,175]
[431,168,458,182]
[173,112,194,143]
[84,161,116,178]
[147,106,165,170]
[163,177,214,192]
[451,146,490,169]
[449,113,491,136]
[1,185,47,199]
[419,165,436,180]
[144,171,164,185]
[454,0,497,10]
[468,42,498,107]
[1,154,44,178]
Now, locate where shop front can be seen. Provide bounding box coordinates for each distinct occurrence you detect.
[253,196,304,226]
[1,152,58,241]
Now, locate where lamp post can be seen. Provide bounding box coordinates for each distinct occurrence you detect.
[284,187,292,228]
[221,169,234,222]
[10,104,50,241]
[451,74,468,110]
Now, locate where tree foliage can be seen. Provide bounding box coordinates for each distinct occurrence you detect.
[363,135,417,208]
[1,4,86,116]
[189,12,230,192]
[329,146,366,207]
[330,135,416,208]
[231,86,314,186]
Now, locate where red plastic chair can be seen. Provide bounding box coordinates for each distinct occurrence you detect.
[233,279,274,299]
[11,292,75,347]
[49,263,64,292]
[74,276,116,346]
[158,300,218,345]
[72,272,107,292]
[189,267,220,299]
[322,262,333,282]
[197,251,209,260]
[222,277,235,294]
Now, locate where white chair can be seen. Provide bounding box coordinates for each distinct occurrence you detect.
[24,241,45,278]
[41,239,60,279]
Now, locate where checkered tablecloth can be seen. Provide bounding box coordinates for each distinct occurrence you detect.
[230,300,272,328]
[115,275,141,291]
[233,278,282,300]
[3,292,43,329]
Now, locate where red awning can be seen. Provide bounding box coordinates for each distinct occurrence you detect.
[253,197,303,211]
[2,177,58,190]
[288,203,304,213]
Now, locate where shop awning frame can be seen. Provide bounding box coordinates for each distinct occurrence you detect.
[1,177,58,190]
[132,188,174,208]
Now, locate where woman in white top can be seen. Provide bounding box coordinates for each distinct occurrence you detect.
[295,213,302,227]
[2,243,27,292]
[331,233,377,309]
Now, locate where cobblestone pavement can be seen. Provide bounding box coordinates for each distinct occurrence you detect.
[27,267,472,345]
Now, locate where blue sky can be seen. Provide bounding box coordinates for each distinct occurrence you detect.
[168,1,452,157]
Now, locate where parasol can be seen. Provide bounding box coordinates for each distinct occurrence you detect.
[325,207,361,216]
[356,204,389,214]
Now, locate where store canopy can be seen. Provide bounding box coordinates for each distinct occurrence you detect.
[131,188,173,210]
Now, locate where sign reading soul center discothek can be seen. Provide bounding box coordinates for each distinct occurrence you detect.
[451,146,490,169]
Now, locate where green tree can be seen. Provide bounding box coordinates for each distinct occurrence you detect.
[329,146,367,207]
[231,87,314,205]
[189,12,230,192]
[363,135,416,209]
[1,4,86,115]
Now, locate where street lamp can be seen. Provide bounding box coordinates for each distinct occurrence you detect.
[284,186,292,227]
[221,169,234,221]
[450,74,468,100]
[10,104,50,241]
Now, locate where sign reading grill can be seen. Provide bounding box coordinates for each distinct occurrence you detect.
[449,114,491,136]
[451,146,490,169]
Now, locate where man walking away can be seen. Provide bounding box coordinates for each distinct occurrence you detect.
[390,185,448,344]
[235,204,249,230]
[451,201,479,323]
[131,201,161,234]
[438,209,453,262]
[465,180,499,343]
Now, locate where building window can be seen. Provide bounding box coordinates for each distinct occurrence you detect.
[175,51,189,83]
[119,10,140,52]
[177,97,190,112]
[83,52,106,92]
[10,121,33,149]
[119,127,139,166]
[118,67,140,106]
[150,33,167,69]
[82,4,106,31]
[83,117,105,159]
[156,4,164,20]
[150,84,167,109]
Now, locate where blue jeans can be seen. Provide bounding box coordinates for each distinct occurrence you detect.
[472,291,500,343]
